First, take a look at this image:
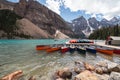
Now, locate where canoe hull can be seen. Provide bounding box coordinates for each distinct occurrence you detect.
[36,46,51,50]
[96,48,113,55]
[69,47,75,53]
[77,48,86,54]
[86,48,96,54]
[61,47,69,53]
[113,50,120,54]
[46,47,61,53]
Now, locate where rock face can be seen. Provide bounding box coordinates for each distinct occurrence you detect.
[14,0,74,37]
[16,18,52,39]
[0,0,14,10]
[54,30,70,39]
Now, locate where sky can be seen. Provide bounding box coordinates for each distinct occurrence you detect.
[7,0,120,22]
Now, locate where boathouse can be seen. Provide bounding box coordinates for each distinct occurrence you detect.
[106,36,120,45]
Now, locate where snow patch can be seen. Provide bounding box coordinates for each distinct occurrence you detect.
[82,20,95,37]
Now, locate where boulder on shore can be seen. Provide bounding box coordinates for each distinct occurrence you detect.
[74,70,99,80]
[109,72,120,80]
[94,73,109,80]
[95,60,119,74]
[54,68,72,80]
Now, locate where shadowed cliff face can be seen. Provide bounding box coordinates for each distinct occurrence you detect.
[14,0,74,37]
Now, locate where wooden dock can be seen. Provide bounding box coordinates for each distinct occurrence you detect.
[65,41,120,49]
[94,41,120,49]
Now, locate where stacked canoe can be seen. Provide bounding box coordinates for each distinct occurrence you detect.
[69,39,94,43]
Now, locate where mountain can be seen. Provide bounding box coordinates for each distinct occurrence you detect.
[72,16,86,38]
[0,9,51,39]
[100,18,111,27]
[16,18,52,39]
[71,16,120,37]
[0,0,14,10]
[0,0,74,39]
[14,0,74,37]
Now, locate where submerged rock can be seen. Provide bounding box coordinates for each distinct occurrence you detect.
[28,76,36,80]
[84,62,95,71]
[74,70,99,80]
[109,72,120,80]
[74,61,85,74]
[56,78,64,80]
[96,61,108,67]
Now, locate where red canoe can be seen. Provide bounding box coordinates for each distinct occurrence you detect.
[113,49,120,54]
[96,48,113,55]
[61,47,69,53]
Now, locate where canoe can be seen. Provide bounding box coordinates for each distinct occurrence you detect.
[113,49,120,54]
[86,48,96,54]
[77,47,86,54]
[96,48,113,55]
[69,47,75,53]
[46,47,61,53]
[61,47,69,53]
[36,45,51,50]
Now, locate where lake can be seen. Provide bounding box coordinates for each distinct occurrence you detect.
[0,39,120,80]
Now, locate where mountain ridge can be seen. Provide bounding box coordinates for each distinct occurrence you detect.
[71,16,120,37]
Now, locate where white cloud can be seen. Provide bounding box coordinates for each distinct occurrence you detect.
[45,0,63,14]
[45,0,120,20]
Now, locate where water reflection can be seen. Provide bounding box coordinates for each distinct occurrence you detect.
[97,52,113,61]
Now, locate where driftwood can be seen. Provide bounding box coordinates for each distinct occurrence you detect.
[1,70,23,80]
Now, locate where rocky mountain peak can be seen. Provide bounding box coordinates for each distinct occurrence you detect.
[73,16,86,22]
[88,17,97,21]
[110,17,118,22]
[101,18,109,22]
[71,16,120,37]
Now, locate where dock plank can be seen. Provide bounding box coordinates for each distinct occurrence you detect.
[95,41,120,49]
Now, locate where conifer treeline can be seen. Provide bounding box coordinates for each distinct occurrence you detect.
[89,25,120,40]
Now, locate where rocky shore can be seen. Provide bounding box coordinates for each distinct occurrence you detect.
[53,60,120,80]
[1,60,120,80]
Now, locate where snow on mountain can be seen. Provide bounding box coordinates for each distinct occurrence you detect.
[71,16,120,37]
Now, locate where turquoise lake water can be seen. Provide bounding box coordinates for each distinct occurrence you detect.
[0,39,120,80]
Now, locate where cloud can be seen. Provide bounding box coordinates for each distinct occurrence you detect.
[45,0,120,20]
[45,0,62,14]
